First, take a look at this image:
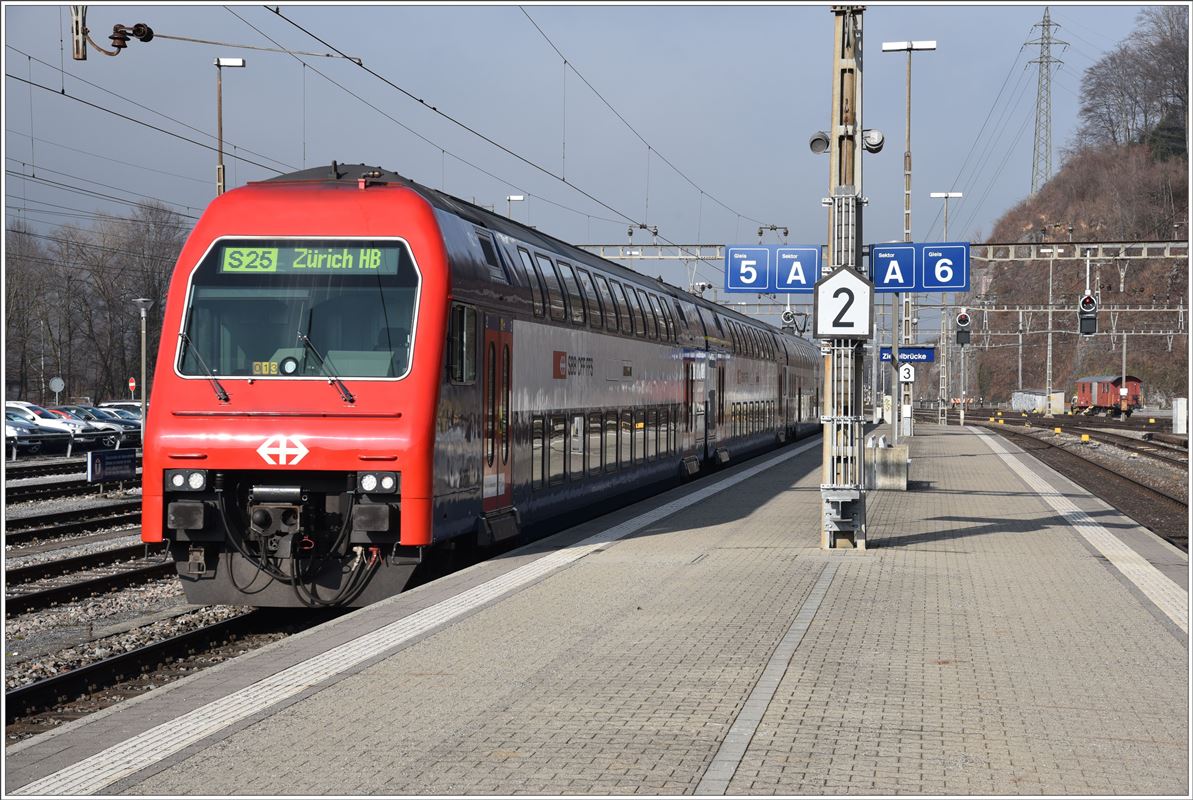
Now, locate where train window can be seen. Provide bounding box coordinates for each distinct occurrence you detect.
[627,289,647,337]
[587,413,602,475]
[474,228,510,283]
[633,409,646,463]
[666,405,676,453]
[646,408,658,459]
[636,289,658,339]
[486,341,497,467]
[594,275,618,332]
[612,281,634,335]
[557,262,586,326]
[518,247,546,317]
[536,254,567,321]
[712,314,725,337]
[604,412,618,472]
[575,268,603,328]
[727,322,739,353]
[447,303,477,384]
[620,409,633,466]
[502,344,511,464]
[674,301,687,326]
[549,416,566,484]
[570,413,585,477]
[660,300,676,341]
[531,416,545,488]
[647,295,667,341]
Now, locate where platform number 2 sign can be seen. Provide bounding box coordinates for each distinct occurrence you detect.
[814,268,873,340]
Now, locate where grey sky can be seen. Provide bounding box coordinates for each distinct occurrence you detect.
[3,2,1156,293]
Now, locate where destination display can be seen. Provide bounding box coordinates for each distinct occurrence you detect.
[219,242,401,275]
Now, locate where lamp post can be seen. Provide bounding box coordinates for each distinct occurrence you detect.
[215,57,246,196]
[1040,244,1061,417]
[930,191,963,240]
[132,297,154,422]
[882,39,936,441]
[506,194,525,219]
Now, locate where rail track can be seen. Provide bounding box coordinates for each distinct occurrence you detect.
[4,454,139,481]
[5,475,142,503]
[5,558,175,616]
[5,608,344,731]
[974,421,1187,550]
[5,500,142,546]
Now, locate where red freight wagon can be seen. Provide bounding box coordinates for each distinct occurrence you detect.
[1073,375,1142,417]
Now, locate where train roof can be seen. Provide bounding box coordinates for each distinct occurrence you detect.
[1075,375,1141,384]
[255,163,813,351]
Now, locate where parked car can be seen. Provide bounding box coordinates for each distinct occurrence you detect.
[4,412,44,454]
[104,407,143,423]
[4,402,96,445]
[53,405,140,448]
[98,401,145,418]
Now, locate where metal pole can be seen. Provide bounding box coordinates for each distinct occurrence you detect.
[1017,309,1024,391]
[139,307,148,421]
[960,343,966,427]
[1121,332,1127,415]
[216,63,224,196]
[1045,251,1054,416]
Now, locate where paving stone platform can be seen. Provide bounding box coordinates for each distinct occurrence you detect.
[6,425,1187,796]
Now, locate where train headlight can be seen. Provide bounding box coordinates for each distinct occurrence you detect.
[166,469,208,492]
[357,471,398,494]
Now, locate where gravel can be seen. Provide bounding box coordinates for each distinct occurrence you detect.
[6,532,145,568]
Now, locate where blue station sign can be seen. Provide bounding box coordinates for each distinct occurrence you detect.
[869,241,970,293]
[725,245,821,293]
[879,346,936,363]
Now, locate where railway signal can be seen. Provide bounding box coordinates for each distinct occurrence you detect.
[1078,292,1098,335]
[955,309,971,346]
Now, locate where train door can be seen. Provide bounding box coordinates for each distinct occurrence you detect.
[482,314,513,513]
[704,360,719,461]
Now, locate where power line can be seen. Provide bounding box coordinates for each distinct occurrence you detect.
[5,73,287,176]
[5,44,297,174]
[5,169,201,219]
[518,7,769,227]
[6,128,211,185]
[6,158,205,214]
[265,7,728,276]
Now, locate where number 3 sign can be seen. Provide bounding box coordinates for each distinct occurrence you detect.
[813,267,873,340]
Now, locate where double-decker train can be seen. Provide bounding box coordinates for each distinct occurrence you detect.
[142,163,821,607]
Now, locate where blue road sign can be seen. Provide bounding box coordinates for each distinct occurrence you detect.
[774,247,819,292]
[879,346,936,363]
[871,244,916,293]
[918,242,970,291]
[725,245,820,293]
[725,247,771,292]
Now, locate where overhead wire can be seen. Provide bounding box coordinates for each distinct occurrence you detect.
[267,7,730,277]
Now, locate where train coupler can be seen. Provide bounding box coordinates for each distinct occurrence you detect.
[183,545,210,577]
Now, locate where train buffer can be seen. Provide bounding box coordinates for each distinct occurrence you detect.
[7,426,1187,796]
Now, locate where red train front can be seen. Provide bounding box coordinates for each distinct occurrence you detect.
[143,168,448,606]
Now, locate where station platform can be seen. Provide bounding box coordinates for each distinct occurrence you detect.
[7,425,1188,796]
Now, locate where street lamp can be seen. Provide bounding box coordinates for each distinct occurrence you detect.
[215,57,246,196]
[929,191,963,239]
[506,194,525,219]
[132,297,154,422]
[883,39,936,441]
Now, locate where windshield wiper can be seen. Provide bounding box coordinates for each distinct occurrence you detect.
[178,333,230,403]
[297,331,355,403]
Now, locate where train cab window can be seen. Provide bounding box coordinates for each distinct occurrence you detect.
[627,289,647,337]
[575,268,603,328]
[587,413,603,475]
[518,247,546,317]
[647,295,667,341]
[594,275,618,332]
[531,416,545,488]
[557,262,586,326]
[447,303,477,384]
[612,281,634,335]
[535,254,568,322]
[604,411,618,471]
[549,416,566,484]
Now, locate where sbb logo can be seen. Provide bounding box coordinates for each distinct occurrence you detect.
[257,434,309,466]
[552,351,568,380]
